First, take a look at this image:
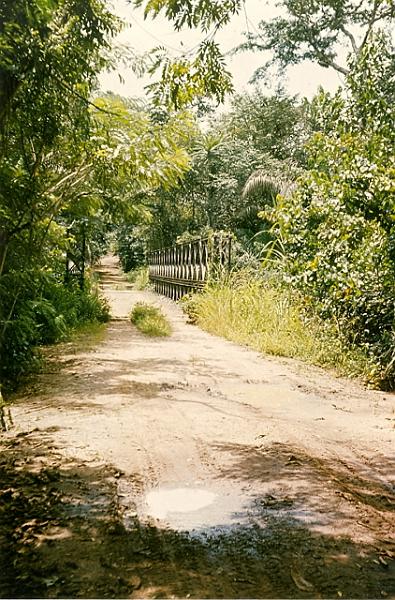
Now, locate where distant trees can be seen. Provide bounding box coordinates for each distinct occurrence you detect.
[127,89,304,252]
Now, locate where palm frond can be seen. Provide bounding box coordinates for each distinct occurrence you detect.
[242,171,295,199]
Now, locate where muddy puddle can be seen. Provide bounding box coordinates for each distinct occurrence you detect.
[140,483,251,532]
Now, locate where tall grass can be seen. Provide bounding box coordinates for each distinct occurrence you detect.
[130,302,172,337]
[186,271,371,380]
[126,267,149,290]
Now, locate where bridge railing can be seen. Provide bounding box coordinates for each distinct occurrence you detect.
[148,233,232,299]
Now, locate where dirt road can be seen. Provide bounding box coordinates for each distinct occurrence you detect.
[1,255,394,598]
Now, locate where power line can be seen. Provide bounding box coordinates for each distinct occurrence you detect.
[129,14,184,53]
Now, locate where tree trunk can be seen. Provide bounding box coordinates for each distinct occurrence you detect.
[0,69,20,131]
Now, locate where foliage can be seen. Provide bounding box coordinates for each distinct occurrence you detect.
[141,90,304,250]
[0,0,119,130]
[220,90,308,163]
[126,267,150,290]
[134,0,242,107]
[136,0,393,101]
[186,270,370,377]
[237,0,394,80]
[117,225,147,273]
[145,42,234,109]
[92,95,193,202]
[0,2,194,389]
[0,273,109,390]
[269,33,395,388]
[0,0,119,389]
[130,302,172,336]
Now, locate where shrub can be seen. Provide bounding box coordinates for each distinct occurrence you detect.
[130,302,171,337]
[267,35,395,389]
[126,267,150,290]
[0,273,110,392]
[116,226,146,273]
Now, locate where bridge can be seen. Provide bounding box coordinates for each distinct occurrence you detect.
[148,233,232,299]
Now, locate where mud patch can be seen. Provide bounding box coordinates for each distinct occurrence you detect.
[2,430,393,600]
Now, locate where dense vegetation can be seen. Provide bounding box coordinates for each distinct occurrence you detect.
[0,1,193,392]
[123,31,395,388]
[1,0,394,392]
[270,35,395,386]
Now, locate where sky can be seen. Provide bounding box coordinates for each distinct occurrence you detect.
[99,0,347,102]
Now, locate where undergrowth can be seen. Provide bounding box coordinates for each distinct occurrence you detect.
[130,302,171,337]
[125,267,149,290]
[1,277,110,394]
[184,271,371,382]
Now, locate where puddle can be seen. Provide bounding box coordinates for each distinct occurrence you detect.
[141,484,249,531]
[146,488,217,519]
[139,481,328,534]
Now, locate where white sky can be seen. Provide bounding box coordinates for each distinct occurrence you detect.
[99,0,346,101]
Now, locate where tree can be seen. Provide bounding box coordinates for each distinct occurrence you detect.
[0,1,119,388]
[134,0,244,107]
[237,0,395,80]
[269,33,395,387]
[135,89,305,251]
[0,2,196,389]
[135,0,394,102]
[0,0,119,129]
[219,89,308,162]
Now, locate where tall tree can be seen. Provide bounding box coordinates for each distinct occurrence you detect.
[0,2,196,389]
[237,0,394,80]
[135,0,394,102]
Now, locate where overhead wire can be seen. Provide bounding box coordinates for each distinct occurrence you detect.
[128,14,224,59]
[129,14,185,53]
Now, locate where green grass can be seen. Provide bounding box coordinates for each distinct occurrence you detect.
[130,302,172,337]
[185,270,371,381]
[71,321,108,347]
[126,267,150,290]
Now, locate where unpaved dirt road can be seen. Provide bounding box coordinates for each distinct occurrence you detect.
[1,255,394,599]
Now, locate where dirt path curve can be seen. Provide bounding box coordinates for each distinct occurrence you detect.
[1,255,394,599]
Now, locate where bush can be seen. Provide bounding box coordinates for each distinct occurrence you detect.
[130,302,171,337]
[116,225,146,273]
[126,267,150,290]
[0,272,110,392]
[267,35,395,389]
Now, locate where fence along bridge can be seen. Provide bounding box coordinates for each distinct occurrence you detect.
[148,234,232,299]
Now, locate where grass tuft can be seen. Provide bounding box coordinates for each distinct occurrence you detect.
[130,302,172,337]
[186,271,371,380]
[126,267,150,290]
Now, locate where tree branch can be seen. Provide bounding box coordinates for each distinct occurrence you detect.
[46,164,91,196]
[340,25,358,55]
[311,43,349,75]
[54,77,123,117]
[361,0,382,50]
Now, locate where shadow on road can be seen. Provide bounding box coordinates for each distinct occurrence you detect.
[0,429,394,599]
